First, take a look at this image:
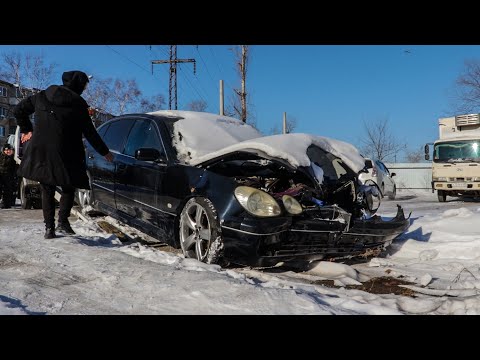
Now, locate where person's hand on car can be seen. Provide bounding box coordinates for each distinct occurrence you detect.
[21,132,32,143]
[104,152,114,162]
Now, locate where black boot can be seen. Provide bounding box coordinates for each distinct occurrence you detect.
[56,221,75,235]
[44,227,56,239]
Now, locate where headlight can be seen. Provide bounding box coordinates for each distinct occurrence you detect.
[474,177,480,182]
[282,195,303,215]
[234,186,281,217]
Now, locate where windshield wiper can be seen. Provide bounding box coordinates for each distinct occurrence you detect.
[460,158,480,163]
[445,158,480,163]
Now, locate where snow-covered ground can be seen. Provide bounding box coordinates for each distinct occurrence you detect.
[2,189,480,315]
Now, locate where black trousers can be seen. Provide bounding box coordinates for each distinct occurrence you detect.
[0,173,15,207]
[40,184,75,228]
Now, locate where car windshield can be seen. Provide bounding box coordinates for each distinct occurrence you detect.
[306,145,350,181]
[155,111,261,164]
[434,140,480,162]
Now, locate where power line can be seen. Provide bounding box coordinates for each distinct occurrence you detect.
[151,45,196,110]
[194,46,218,92]
[177,66,209,107]
[154,45,211,109]
[105,45,151,74]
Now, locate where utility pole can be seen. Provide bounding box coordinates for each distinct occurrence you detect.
[151,45,196,110]
[219,80,224,116]
[283,112,287,134]
[233,45,248,122]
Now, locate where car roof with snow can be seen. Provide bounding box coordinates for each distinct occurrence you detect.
[147,110,365,173]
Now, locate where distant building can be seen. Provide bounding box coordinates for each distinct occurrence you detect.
[1,78,112,146]
[0,79,37,146]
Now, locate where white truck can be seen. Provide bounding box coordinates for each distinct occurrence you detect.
[425,114,480,202]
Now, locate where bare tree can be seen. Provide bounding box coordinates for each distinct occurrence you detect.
[0,51,56,92]
[269,115,298,135]
[0,52,22,85]
[138,94,166,113]
[269,124,281,135]
[286,116,297,134]
[452,59,480,114]
[360,117,406,162]
[83,77,113,113]
[24,53,57,90]
[186,100,207,112]
[230,45,255,124]
[405,147,424,163]
[111,79,142,115]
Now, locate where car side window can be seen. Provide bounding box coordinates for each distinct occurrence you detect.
[97,123,110,138]
[123,119,164,158]
[102,119,134,153]
[380,161,390,175]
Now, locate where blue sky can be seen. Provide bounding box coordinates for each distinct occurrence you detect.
[1,45,479,159]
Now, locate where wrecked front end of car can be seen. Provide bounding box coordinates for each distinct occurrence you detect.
[199,144,409,267]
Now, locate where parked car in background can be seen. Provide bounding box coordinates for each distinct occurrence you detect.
[359,158,397,200]
[77,111,409,267]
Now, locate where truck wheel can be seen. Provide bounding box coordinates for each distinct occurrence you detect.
[20,181,33,209]
[437,190,446,202]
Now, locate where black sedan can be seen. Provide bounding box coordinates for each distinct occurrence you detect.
[77,111,409,267]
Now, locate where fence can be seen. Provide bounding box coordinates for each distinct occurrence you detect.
[384,163,432,189]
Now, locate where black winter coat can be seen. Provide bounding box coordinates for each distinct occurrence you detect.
[14,85,109,189]
[0,152,16,175]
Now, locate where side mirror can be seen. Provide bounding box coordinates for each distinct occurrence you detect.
[391,172,396,177]
[135,148,165,163]
[424,144,430,160]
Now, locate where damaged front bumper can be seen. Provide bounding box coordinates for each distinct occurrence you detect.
[221,205,410,267]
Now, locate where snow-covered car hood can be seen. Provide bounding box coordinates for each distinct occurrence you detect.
[191,133,366,174]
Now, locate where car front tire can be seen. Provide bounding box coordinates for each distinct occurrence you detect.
[179,197,225,265]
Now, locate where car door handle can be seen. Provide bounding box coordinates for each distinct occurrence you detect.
[117,164,126,171]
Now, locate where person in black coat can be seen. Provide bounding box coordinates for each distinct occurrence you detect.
[0,143,17,209]
[14,70,113,239]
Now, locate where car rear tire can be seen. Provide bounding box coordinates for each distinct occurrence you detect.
[32,199,42,209]
[76,172,98,215]
[179,197,225,265]
[388,185,396,200]
[20,180,32,210]
[437,190,446,202]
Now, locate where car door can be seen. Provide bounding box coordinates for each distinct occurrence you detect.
[378,160,394,194]
[88,119,134,211]
[115,118,167,230]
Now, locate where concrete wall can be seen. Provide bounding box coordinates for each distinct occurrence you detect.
[384,163,432,189]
